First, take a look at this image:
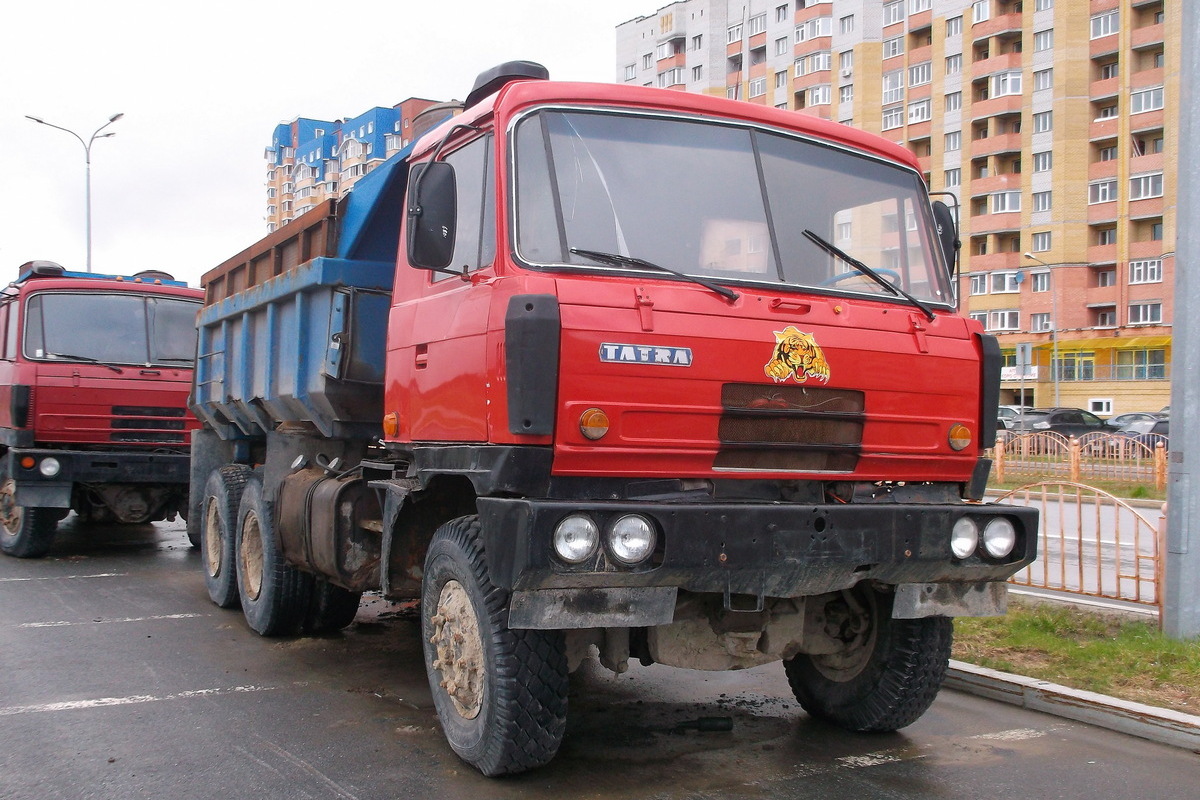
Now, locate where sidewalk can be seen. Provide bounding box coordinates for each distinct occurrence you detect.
[945,660,1200,752]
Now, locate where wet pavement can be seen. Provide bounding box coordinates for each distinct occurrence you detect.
[2,517,1197,799]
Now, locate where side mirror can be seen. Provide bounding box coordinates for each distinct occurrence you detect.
[406,162,457,270]
[931,200,959,278]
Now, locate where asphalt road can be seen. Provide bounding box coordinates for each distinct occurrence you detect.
[2,517,1198,800]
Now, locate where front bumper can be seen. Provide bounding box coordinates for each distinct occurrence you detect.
[5,448,191,508]
[478,495,1038,603]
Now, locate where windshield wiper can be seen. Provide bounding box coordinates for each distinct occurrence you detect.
[45,352,125,373]
[569,247,739,302]
[802,230,935,321]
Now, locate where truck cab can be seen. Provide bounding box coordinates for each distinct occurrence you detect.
[0,262,203,557]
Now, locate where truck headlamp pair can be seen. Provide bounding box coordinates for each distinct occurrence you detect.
[553,513,657,566]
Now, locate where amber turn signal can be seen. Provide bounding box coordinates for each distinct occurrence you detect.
[579,408,610,440]
[382,412,400,439]
[948,424,972,451]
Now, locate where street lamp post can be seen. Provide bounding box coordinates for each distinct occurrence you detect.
[1024,252,1060,406]
[25,112,124,272]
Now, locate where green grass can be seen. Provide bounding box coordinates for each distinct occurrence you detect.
[953,598,1200,713]
[987,477,1165,502]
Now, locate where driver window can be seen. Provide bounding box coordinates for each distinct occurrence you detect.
[433,135,495,282]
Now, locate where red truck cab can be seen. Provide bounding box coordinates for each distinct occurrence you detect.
[0,261,203,557]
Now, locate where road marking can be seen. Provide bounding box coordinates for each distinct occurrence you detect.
[18,612,208,628]
[0,685,276,717]
[0,572,128,583]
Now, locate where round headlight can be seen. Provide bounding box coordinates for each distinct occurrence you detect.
[579,408,610,440]
[39,457,61,478]
[950,517,979,559]
[983,517,1017,558]
[553,514,599,564]
[607,515,657,565]
[948,424,972,451]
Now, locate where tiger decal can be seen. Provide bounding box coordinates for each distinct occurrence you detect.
[764,326,831,384]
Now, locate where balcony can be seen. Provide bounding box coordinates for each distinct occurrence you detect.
[1090,32,1119,59]
[1090,76,1119,100]
[965,252,1023,272]
[793,69,830,91]
[1128,196,1165,220]
[1129,240,1166,261]
[970,51,1023,77]
[1088,243,1118,265]
[970,173,1023,195]
[1089,160,1118,182]
[1087,201,1118,225]
[1128,107,1165,133]
[969,211,1022,235]
[970,131,1022,157]
[1089,115,1119,142]
[1130,67,1164,91]
[972,12,1023,40]
[1132,22,1165,50]
[656,53,686,70]
[971,94,1025,121]
[1130,151,1164,174]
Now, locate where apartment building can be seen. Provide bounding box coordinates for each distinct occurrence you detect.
[264,97,445,232]
[616,0,1178,416]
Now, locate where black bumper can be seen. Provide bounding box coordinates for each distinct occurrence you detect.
[477,497,1038,599]
[6,448,190,508]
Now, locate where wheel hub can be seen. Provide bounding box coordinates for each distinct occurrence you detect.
[429,579,484,719]
[0,479,23,534]
[204,498,222,578]
[810,591,878,682]
[240,512,264,600]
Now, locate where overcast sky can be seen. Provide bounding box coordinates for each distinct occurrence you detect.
[1,0,657,286]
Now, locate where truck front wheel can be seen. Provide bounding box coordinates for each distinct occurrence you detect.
[422,515,568,776]
[201,465,252,608]
[783,586,951,732]
[0,479,58,559]
[235,474,312,636]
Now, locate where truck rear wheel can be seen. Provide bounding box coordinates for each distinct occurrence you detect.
[422,515,568,776]
[0,478,58,559]
[201,465,252,608]
[235,474,312,636]
[304,578,362,634]
[783,586,951,732]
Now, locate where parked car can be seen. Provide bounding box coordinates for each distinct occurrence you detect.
[1105,411,1164,430]
[1116,418,1170,448]
[1007,407,1108,437]
[997,405,1034,430]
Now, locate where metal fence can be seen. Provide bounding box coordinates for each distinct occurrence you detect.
[993,481,1166,623]
[993,431,1168,490]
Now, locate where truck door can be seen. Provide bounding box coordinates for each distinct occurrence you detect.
[389,135,496,443]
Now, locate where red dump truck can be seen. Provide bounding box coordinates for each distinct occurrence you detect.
[189,62,1038,776]
[0,262,203,557]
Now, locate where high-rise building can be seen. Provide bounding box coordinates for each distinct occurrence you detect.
[617,0,1177,416]
[264,97,447,233]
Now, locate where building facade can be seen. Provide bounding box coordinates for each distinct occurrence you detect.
[616,0,1177,417]
[264,97,446,233]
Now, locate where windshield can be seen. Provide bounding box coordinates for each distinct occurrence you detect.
[513,109,951,305]
[23,292,199,366]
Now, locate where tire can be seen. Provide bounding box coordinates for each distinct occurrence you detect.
[304,578,362,634]
[234,474,312,636]
[422,515,568,776]
[784,586,952,732]
[0,478,59,559]
[201,465,252,609]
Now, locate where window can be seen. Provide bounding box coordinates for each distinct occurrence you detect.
[809,85,831,106]
[1033,30,1054,52]
[1032,272,1050,292]
[1096,227,1117,246]
[1130,259,1163,284]
[883,70,904,104]
[910,0,931,12]
[775,69,789,88]
[776,4,790,23]
[945,130,961,151]
[991,271,1020,293]
[839,84,854,103]
[624,64,636,81]
[908,99,931,123]
[837,221,852,241]
[749,77,767,97]
[1031,313,1052,332]
[1033,68,1053,91]
[809,51,832,72]
[749,14,767,36]
[1130,173,1164,200]
[1095,307,1117,327]
[1090,10,1119,39]
[992,71,1022,97]
[1097,269,1116,288]
[728,24,743,43]
[944,168,961,187]
[883,36,904,58]
[884,1,904,25]
[1033,111,1053,133]
[642,53,653,70]
[988,310,1020,331]
[775,36,790,56]
[972,1,990,24]
[1115,349,1167,381]
[693,65,705,82]
[656,41,673,60]
[1131,87,1164,114]
[657,67,685,87]
[840,15,855,34]
[1100,62,1119,80]
[839,50,853,71]
[991,192,1021,213]
[1128,302,1163,325]
[946,15,963,36]
[970,311,988,326]
[1098,145,1117,162]
[945,54,962,75]
[970,274,988,294]
[1089,179,1117,204]
[1035,0,1053,10]
[727,85,741,100]
[909,62,931,86]
[692,34,703,50]
[1095,104,1118,120]
[1033,192,1053,213]
[945,91,962,112]
[882,106,904,130]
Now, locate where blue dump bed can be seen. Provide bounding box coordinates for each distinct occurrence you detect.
[192,149,410,441]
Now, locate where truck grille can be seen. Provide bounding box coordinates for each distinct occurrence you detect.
[109,406,188,444]
[714,383,865,472]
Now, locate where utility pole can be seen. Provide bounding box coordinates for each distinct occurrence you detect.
[1164,1,1200,639]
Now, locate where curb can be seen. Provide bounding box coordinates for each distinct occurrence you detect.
[945,660,1200,752]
